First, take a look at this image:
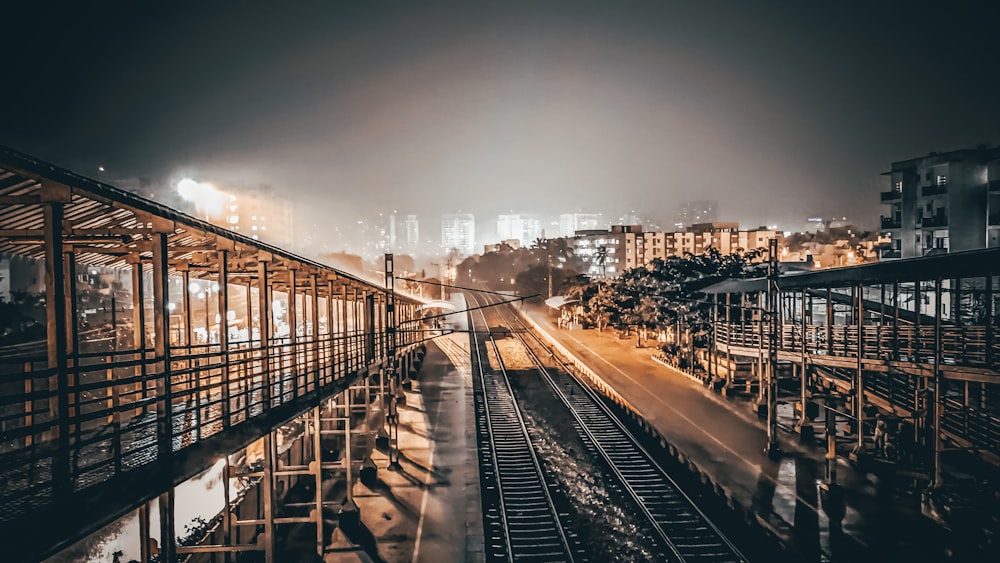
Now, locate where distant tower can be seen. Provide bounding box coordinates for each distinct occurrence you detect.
[404,214,419,252]
[441,213,476,255]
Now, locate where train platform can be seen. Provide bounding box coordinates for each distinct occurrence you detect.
[324,332,483,563]
[520,304,970,562]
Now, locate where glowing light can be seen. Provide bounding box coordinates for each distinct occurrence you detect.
[176,178,227,218]
[188,281,201,294]
[168,302,177,312]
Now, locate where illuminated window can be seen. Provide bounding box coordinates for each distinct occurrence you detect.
[936,175,947,186]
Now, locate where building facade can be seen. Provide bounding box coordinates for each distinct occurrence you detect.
[497,213,544,248]
[558,213,602,237]
[881,147,1000,259]
[441,213,476,256]
[570,223,781,278]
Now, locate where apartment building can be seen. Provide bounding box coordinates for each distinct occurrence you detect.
[570,223,781,278]
[880,147,1000,258]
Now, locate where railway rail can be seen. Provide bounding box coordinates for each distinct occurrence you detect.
[470,290,747,562]
[468,293,578,562]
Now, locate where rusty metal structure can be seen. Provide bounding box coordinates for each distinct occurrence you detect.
[0,147,425,562]
[704,248,1000,490]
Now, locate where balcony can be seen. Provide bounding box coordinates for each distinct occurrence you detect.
[880,215,901,229]
[922,183,948,197]
[880,190,902,202]
[921,214,948,228]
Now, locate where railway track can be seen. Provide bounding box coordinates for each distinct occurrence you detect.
[469,290,747,562]
[468,293,578,562]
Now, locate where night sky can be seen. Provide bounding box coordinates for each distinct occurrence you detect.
[3,1,998,233]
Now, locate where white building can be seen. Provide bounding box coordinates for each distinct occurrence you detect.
[497,214,544,248]
[558,213,602,237]
[441,213,476,256]
[403,214,419,252]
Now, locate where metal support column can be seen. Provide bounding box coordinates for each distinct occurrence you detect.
[42,199,71,496]
[151,232,175,562]
[311,406,324,555]
[257,261,271,409]
[158,488,176,563]
[131,258,148,415]
[138,501,151,563]
[853,284,865,457]
[311,273,320,393]
[218,251,231,429]
[288,268,298,402]
[797,288,809,434]
[385,254,401,469]
[932,277,944,487]
[765,238,780,458]
[261,433,276,563]
[725,293,733,387]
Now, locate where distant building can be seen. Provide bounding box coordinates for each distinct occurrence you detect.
[558,213,602,237]
[441,213,476,255]
[221,188,294,248]
[496,213,544,248]
[674,200,718,230]
[569,223,780,278]
[483,239,521,254]
[880,147,1000,258]
[403,214,419,252]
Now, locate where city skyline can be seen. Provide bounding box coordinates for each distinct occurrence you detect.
[2,2,998,239]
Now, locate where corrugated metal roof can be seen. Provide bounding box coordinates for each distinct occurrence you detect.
[0,145,408,298]
[702,248,1000,294]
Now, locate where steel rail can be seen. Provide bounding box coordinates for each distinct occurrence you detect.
[467,293,575,563]
[491,296,747,563]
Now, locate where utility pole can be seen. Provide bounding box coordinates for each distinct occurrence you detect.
[765,237,781,458]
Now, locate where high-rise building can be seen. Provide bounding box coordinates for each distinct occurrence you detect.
[221,188,294,248]
[404,214,419,252]
[558,213,602,237]
[880,147,1000,259]
[674,200,718,230]
[441,213,476,256]
[497,213,544,247]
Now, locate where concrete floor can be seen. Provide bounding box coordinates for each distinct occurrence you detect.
[325,333,483,563]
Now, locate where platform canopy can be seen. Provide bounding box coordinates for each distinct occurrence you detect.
[545,295,579,310]
[419,299,457,311]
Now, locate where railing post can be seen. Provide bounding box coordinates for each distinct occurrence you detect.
[826,288,833,356]
[986,274,994,367]
[798,288,809,435]
[932,277,944,487]
[288,267,298,400]
[311,273,320,393]
[854,284,865,455]
[257,261,271,410]
[218,250,231,429]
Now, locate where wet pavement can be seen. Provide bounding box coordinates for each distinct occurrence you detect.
[520,305,957,562]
